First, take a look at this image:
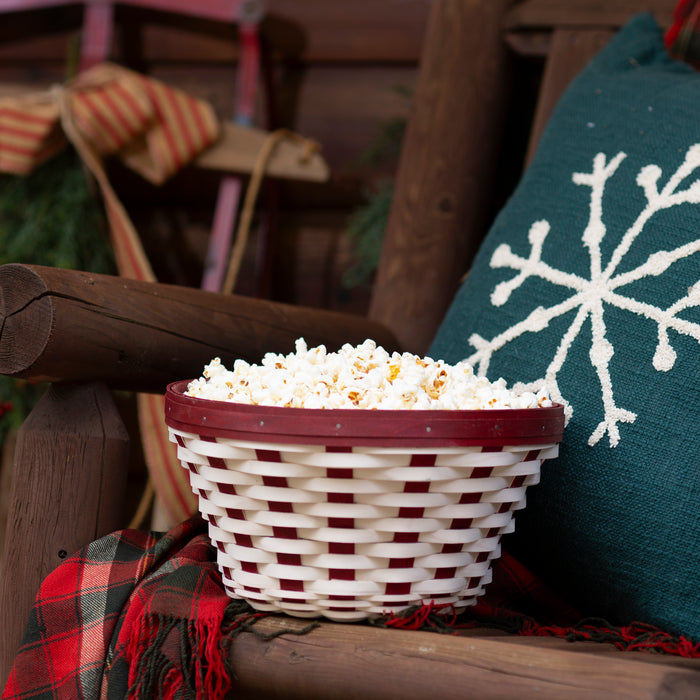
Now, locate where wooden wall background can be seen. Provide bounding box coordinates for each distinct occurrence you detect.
[0,1,550,546]
[0,1,433,315]
[0,0,439,550]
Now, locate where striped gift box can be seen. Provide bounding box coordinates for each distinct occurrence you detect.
[165,379,565,621]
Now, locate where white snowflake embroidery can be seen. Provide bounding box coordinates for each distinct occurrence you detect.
[468,145,700,448]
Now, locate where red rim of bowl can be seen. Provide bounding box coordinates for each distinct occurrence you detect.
[165,379,565,447]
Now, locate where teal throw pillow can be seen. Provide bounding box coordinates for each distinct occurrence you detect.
[431,13,700,640]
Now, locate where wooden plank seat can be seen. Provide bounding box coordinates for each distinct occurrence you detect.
[2,0,700,696]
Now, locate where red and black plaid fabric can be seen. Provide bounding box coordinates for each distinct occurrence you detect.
[4,516,699,700]
[2,516,261,700]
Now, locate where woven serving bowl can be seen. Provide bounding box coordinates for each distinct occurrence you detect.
[165,379,565,621]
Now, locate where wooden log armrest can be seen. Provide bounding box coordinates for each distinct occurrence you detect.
[0,263,400,393]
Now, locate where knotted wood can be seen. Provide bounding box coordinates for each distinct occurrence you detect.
[0,264,399,393]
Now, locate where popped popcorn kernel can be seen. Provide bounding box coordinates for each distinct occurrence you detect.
[185,339,552,410]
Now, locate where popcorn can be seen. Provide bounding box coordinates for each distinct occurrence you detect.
[185,338,552,410]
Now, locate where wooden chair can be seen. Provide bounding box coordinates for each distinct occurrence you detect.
[2,1,699,696]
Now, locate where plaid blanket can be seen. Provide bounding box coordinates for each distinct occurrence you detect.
[4,514,698,700]
[2,516,251,700]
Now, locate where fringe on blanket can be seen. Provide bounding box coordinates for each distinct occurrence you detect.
[374,602,700,659]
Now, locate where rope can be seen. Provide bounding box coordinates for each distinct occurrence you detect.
[222,128,320,295]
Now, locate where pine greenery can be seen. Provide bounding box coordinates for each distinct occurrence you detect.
[0,148,114,440]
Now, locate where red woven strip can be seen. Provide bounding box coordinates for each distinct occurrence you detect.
[279,579,304,592]
[327,468,353,479]
[277,553,302,566]
[398,507,424,518]
[441,543,462,554]
[328,517,354,529]
[450,518,473,529]
[404,481,430,493]
[267,501,294,513]
[393,531,420,543]
[434,568,457,579]
[329,542,354,554]
[388,558,415,569]
[272,527,297,539]
[262,475,288,488]
[328,492,354,504]
[328,569,355,581]
[206,456,227,469]
[409,454,437,466]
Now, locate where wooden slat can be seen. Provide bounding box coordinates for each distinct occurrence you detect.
[0,264,399,392]
[227,616,700,700]
[506,0,676,32]
[525,27,614,166]
[0,382,129,687]
[184,121,329,181]
[0,0,430,65]
[136,0,431,63]
[369,0,513,355]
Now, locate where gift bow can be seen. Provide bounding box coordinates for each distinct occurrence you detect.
[0,61,219,183]
[1,62,220,281]
[0,63,228,522]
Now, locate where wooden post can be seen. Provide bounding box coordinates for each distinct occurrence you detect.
[0,382,129,686]
[369,0,514,355]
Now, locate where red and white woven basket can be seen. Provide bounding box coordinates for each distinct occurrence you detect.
[165,380,565,621]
